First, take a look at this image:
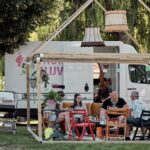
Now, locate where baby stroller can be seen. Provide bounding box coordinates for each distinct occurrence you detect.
[0,91,17,135]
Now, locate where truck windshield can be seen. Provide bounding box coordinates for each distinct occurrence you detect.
[129,64,150,84]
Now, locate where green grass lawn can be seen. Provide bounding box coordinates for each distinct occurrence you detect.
[0,127,150,150]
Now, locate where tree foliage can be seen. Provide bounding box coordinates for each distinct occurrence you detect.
[32,0,150,53]
[0,0,61,56]
[0,0,149,55]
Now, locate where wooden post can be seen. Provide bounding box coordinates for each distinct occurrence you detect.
[26,63,30,127]
[36,60,42,140]
[27,52,150,64]
[94,0,106,12]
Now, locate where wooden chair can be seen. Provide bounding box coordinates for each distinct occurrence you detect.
[91,103,102,119]
[68,109,95,141]
[85,103,91,116]
[133,110,150,140]
[106,108,128,140]
[62,102,73,109]
[62,102,91,115]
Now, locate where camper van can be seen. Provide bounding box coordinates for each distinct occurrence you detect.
[4,41,150,116]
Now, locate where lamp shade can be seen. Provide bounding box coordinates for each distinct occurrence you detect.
[81,28,105,47]
[104,10,128,32]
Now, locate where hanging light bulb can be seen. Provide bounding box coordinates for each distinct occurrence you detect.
[81,28,105,47]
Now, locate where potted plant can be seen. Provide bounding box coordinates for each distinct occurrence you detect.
[43,90,63,109]
[31,69,49,88]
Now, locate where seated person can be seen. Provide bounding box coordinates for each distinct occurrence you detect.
[58,107,70,134]
[57,91,71,133]
[72,93,87,122]
[59,93,87,130]
[99,91,128,124]
[42,91,68,130]
[42,99,57,128]
[126,91,148,139]
[127,91,146,125]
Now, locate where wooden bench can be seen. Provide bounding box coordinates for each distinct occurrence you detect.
[62,102,102,118]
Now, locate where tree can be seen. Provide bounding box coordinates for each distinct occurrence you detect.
[0,0,62,56]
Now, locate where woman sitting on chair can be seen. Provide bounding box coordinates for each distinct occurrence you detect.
[72,93,87,122]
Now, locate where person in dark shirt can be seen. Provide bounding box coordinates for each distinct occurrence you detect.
[94,78,112,103]
[102,97,127,110]
[99,91,128,124]
[100,91,129,140]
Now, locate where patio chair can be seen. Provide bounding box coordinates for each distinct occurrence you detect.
[132,110,150,140]
[91,103,102,119]
[106,108,128,140]
[68,109,95,141]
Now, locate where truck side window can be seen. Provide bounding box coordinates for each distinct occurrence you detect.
[129,64,150,84]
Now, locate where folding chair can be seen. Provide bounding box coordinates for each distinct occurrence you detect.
[133,110,150,140]
[106,108,128,140]
[68,109,95,141]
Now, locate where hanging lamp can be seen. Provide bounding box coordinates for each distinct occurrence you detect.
[104,10,128,32]
[81,27,105,47]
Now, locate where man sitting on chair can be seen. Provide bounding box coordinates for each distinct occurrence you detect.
[100,91,128,124]
[126,91,148,139]
[127,91,146,126]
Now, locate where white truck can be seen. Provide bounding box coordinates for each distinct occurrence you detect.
[4,41,150,116]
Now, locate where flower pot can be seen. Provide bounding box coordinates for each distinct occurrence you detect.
[47,100,57,109]
[30,78,36,89]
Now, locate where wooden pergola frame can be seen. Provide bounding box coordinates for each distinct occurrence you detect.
[27,52,150,64]
[26,52,150,142]
[25,0,150,142]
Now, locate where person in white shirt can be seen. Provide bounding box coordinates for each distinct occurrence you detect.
[127,91,146,126]
[126,91,147,140]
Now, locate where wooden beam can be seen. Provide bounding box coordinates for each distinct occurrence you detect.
[36,60,42,141]
[26,52,150,64]
[26,64,30,128]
